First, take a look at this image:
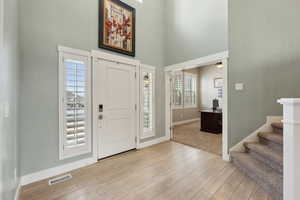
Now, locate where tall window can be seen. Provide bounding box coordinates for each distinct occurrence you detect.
[59,47,91,160]
[140,65,155,139]
[173,71,197,109]
[173,73,184,107]
[184,73,197,107]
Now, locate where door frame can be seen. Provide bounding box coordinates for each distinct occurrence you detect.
[91,50,141,161]
[164,51,230,161]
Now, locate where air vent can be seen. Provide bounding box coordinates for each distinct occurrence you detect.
[48,174,72,185]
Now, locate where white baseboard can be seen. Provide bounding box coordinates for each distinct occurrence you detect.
[173,118,200,126]
[14,183,21,200]
[20,157,97,186]
[230,116,282,153]
[138,135,170,149]
[223,152,230,162]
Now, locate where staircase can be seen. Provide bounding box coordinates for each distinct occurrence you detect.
[231,122,283,200]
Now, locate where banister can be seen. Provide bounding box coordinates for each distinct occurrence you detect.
[278,98,300,200]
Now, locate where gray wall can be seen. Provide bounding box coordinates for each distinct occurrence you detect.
[0,0,19,198]
[19,0,165,176]
[198,65,223,109]
[172,108,199,123]
[228,0,300,147]
[165,0,228,65]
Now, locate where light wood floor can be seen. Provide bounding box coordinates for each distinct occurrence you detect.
[20,142,272,200]
[173,122,222,155]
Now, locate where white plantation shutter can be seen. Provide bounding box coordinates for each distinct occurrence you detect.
[64,60,88,148]
[184,72,197,107]
[141,65,155,139]
[59,48,91,160]
[172,71,197,109]
[143,72,153,131]
[173,72,184,108]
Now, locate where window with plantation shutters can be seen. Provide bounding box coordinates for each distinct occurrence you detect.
[58,47,91,160]
[173,72,184,108]
[184,72,197,108]
[140,65,155,139]
[172,71,197,109]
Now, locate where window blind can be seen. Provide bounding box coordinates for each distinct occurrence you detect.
[173,71,197,108]
[143,72,153,131]
[63,59,88,149]
[184,74,197,107]
[173,73,184,107]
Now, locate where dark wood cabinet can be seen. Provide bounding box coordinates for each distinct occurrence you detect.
[200,110,222,134]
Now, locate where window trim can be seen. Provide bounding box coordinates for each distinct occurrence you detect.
[140,64,156,140]
[58,46,92,160]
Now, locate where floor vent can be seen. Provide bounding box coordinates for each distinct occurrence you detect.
[48,174,72,185]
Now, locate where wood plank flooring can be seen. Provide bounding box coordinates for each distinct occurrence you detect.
[20,141,272,200]
[173,122,222,155]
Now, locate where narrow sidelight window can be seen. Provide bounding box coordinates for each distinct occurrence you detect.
[58,47,91,160]
[140,65,156,139]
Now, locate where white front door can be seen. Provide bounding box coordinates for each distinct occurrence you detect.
[94,59,137,159]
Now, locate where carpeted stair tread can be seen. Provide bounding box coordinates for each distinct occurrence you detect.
[271,122,283,130]
[258,132,283,145]
[244,142,283,171]
[231,152,283,197]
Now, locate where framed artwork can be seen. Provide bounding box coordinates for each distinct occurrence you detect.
[214,78,223,88]
[99,0,136,57]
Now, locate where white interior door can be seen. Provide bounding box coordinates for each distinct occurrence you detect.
[94,59,137,159]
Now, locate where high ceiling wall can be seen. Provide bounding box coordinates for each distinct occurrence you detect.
[0,0,19,198]
[228,0,300,147]
[164,0,228,66]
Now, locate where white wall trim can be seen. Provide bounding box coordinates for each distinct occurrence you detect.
[165,52,229,161]
[57,45,91,57]
[173,118,200,126]
[14,183,21,200]
[20,157,96,186]
[91,50,140,66]
[278,98,300,105]
[138,135,170,149]
[230,116,283,153]
[165,51,228,72]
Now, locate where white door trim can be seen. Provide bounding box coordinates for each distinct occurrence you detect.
[91,50,141,160]
[164,51,230,161]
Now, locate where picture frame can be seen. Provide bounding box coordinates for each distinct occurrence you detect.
[214,78,223,88]
[99,0,136,57]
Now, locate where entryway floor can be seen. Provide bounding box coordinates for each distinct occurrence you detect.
[172,121,222,155]
[20,142,271,200]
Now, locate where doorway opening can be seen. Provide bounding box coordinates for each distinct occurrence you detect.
[165,52,229,160]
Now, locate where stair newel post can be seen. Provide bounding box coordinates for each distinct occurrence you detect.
[278,98,300,200]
